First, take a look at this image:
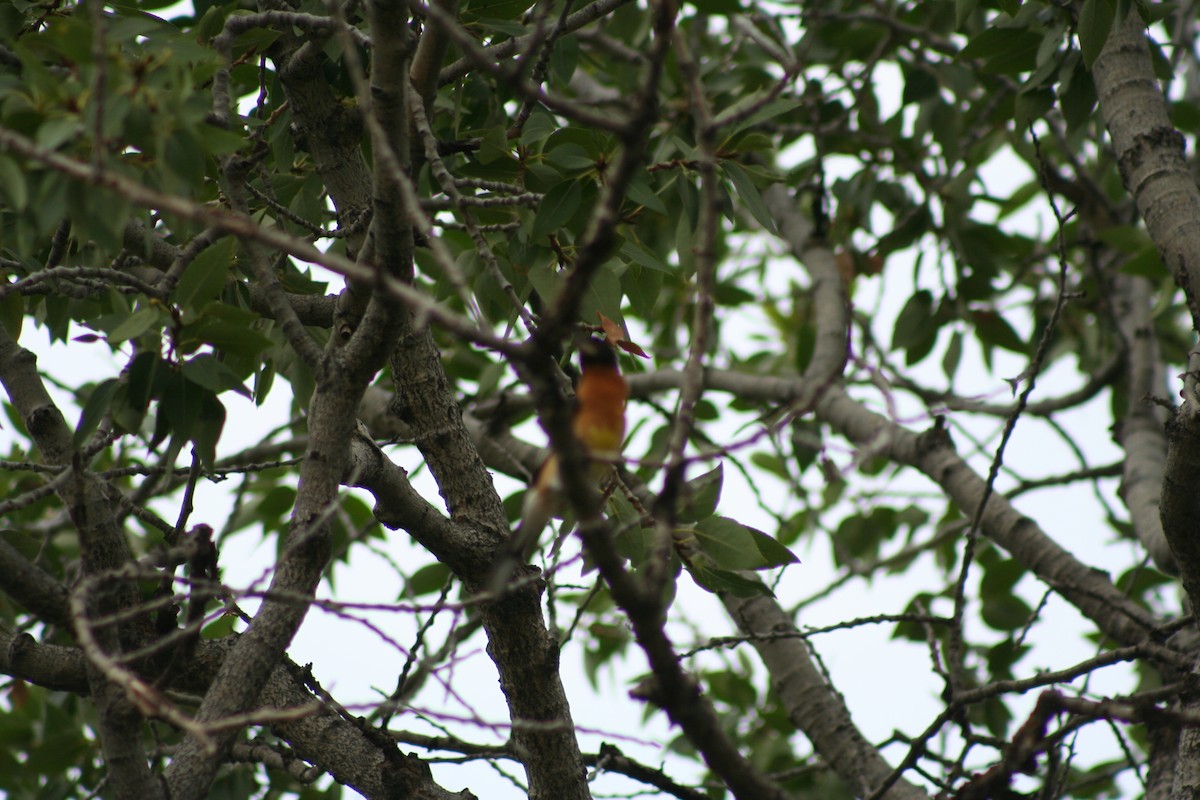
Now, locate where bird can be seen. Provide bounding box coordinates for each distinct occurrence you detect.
[486,337,628,596]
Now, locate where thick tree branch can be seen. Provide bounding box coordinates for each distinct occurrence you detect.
[1,629,88,693]
[439,0,635,85]
[1112,273,1174,573]
[0,534,71,627]
[716,180,911,799]
[0,323,163,800]
[162,201,410,800]
[628,369,1161,648]
[890,353,1121,417]
[1094,12,1200,664]
[724,596,929,800]
[1093,14,1200,332]
[416,0,625,133]
[815,384,1160,647]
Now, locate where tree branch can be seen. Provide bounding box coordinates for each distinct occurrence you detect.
[627,369,1162,648]
[1093,13,1200,332]
[0,322,163,800]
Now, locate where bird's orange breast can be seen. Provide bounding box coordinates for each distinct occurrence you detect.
[573,368,627,460]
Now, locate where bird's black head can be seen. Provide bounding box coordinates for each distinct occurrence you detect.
[577,336,618,371]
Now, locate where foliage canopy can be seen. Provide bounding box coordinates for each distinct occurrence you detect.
[3,0,1200,799]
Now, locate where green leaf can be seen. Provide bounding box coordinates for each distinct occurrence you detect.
[197,123,247,157]
[971,310,1025,354]
[976,696,1015,739]
[69,180,131,251]
[548,31,579,84]
[958,27,1042,74]
[893,593,941,641]
[127,351,165,412]
[717,96,801,136]
[678,464,723,523]
[0,528,41,561]
[259,485,298,520]
[624,264,663,317]
[704,668,757,707]
[693,516,800,570]
[532,180,583,239]
[230,20,282,50]
[693,518,753,569]
[955,0,980,28]
[254,358,276,406]
[110,385,143,435]
[981,592,1034,631]
[202,613,237,639]
[527,261,562,307]
[545,143,595,172]
[995,180,1040,221]
[461,0,536,22]
[613,498,654,565]
[943,329,963,381]
[107,306,163,344]
[31,172,69,239]
[744,525,801,568]
[471,17,526,36]
[677,174,699,231]
[0,155,27,211]
[891,290,935,351]
[73,379,120,448]
[750,451,790,480]
[1171,99,1200,133]
[153,372,225,468]
[722,161,779,235]
[173,237,233,309]
[626,170,667,215]
[520,111,559,148]
[0,291,22,341]
[165,130,207,188]
[178,303,274,358]
[834,512,894,564]
[578,264,624,327]
[24,727,88,772]
[160,373,205,441]
[1115,563,1173,598]
[1061,56,1098,134]
[192,391,226,468]
[721,131,774,155]
[875,206,933,256]
[958,27,1028,60]
[689,0,742,14]
[181,353,252,398]
[1079,0,1116,69]
[406,563,452,597]
[902,66,939,104]
[684,561,772,597]
[36,116,81,150]
[1014,88,1054,124]
[1118,246,1168,280]
[621,240,671,273]
[476,126,513,165]
[1097,224,1151,254]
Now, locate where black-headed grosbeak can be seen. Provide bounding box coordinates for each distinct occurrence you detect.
[488,338,627,594]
